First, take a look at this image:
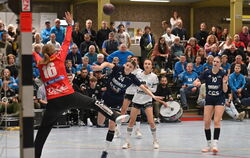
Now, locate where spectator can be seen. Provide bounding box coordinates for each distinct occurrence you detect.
[173,55,187,81]
[0,32,13,57]
[32,33,44,51]
[76,56,92,74]
[102,32,119,57]
[0,20,6,41]
[41,20,51,44]
[179,63,199,110]
[47,33,61,51]
[216,26,223,41]
[239,26,250,47]
[109,22,116,33]
[6,54,18,79]
[222,44,246,64]
[209,26,217,37]
[186,37,200,57]
[170,11,181,29]
[208,44,219,57]
[204,34,218,54]
[72,22,83,48]
[79,33,98,57]
[171,36,185,64]
[37,84,47,109]
[219,36,234,54]
[82,19,96,42]
[203,55,214,71]
[197,83,206,107]
[195,22,209,47]
[50,18,65,44]
[140,26,155,63]
[65,60,76,74]
[221,28,229,41]
[73,67,90,94]
[193,56,203,75]
[221,55,231,75]
[185,46,194,63]
[107,44,134,66]
[134,28,143,44]
[230,55,248,77]
[151,37,170,70]
[161,20,168,34]
[197,48,206,64]
[84,45,98,65]
[0,68,18,91]
[232,34,246,51]
[162,27,175,46]
[66,44,82,68]
[7,24,15,42]
[115,24,131,48]
[96,21,111,49]
[229,64,246,103]
[171,19,188,41]
[153,76,173,123]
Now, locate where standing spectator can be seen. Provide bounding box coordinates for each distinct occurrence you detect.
[102,32,119,57]
[162,27,176,46]
[66,44,82,68]
[96,21,111,49]
[195,22,209,47]
[82,19,96,42]
[50,18,65,45]
[72,22,83,48]
[107,44,134,66]
[41,20,51,44]
[239,26,250,47]
[170,11,181,29]
[79,34,98,57]
[84,45,98,65]
[171,19,188,41]
[140,26,155,63]
[47,33,61,51]
[115,24,131,48]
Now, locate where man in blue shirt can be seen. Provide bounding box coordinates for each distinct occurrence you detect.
[173,55,187,81]
[50,19,65,45]
[41,20,51,44]
[228,64,246,104]
[107,44,134,65]
[179,63,199,109]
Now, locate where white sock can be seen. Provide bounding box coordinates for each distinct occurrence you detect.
[151,127,157,141]
[135,121,140,131]
[104,141,111,151]
[126,127,133,143]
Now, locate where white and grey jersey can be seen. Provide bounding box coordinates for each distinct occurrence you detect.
[125,67,143,95]
[132,71,159,104]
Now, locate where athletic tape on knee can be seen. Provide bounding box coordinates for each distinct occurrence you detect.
[95,101,113,116]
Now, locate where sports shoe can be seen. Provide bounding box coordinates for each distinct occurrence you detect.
[87,118,93,127]
[211,140,219,154]
[122,142,131,149]
[153,141,159,149]
[115,115,130,124]
[135,129,142,139]
[101,151,108,158]
[238,111,246,121]
[154,118,160,124]
[201,140,212,152]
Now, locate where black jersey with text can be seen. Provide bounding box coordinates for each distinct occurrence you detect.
[199,69,226,97]
[106,66,141,96]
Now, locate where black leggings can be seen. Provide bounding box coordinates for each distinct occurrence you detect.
[35,92,120,158]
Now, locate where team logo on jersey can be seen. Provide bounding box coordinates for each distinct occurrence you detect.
[212,77,217,82]
[118,75,125,82]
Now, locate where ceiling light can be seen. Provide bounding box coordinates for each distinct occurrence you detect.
[130,0,170,3]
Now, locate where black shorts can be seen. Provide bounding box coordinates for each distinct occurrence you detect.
[205,96,225,106]
[124,94,134,101]
[103,92,124,109]
[133,102,153,109]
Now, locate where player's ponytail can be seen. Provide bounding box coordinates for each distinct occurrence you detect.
[39,44,56,65]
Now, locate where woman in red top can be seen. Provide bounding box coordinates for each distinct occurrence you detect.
[33,12,129,158]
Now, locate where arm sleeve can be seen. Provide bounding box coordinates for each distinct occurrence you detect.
[107,52,116,63]
[132,75,142,87]
[32,52,43,63]
[58,26,72,61]
[228,75,237,92]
